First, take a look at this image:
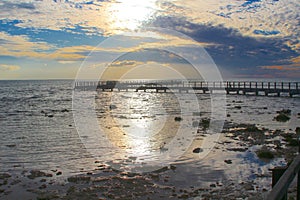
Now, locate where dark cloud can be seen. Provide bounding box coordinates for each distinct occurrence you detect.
[115,49,188,65]
[149,16,298,78]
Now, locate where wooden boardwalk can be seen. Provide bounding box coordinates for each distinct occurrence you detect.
[74,80,300,97]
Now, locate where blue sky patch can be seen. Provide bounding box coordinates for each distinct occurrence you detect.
[0,20,106,47]
[242,0,261,7]
[253,30,280,36]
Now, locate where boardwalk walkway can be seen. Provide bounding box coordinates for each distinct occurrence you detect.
[74,80,300,97]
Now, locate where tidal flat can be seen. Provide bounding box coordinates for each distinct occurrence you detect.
[0,80,299,199]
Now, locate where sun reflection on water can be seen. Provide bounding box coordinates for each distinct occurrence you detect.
[96,91,180,162]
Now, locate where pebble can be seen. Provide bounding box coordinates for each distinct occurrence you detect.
[224,160,232,164]
[56,171,62,176]
[174,117,182,121]
[39,184,47,189]
[192,148,203,153]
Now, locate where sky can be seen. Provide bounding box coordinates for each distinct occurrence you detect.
[0,0,299,80]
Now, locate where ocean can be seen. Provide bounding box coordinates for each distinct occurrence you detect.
[0,80,299,199]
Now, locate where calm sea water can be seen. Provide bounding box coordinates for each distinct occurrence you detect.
[0,80,299,187]
[0,80,96,176]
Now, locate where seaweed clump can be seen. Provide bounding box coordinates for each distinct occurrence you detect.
[256,147,274,160]
[274,109,291,122]
[282,133,299,146]
[200,118,210,130]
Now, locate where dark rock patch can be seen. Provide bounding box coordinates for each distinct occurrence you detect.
[27,170,52,179]
[174,117,182,121]
[192,148,203,153]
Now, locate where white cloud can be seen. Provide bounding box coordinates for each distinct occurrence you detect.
[159,0,299,44]
[0,0,296,41]
[109,60,143,67]
[0,64,21,71]
[58,60,78,64]
[0,31,91,60]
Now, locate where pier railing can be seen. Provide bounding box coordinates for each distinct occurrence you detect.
[74,80,300,97]
[268,144,300,200]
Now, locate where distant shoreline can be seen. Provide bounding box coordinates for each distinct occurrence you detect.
[0,78,300,82]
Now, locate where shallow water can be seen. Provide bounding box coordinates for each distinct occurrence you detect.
[0,80,95,176]
[0,80,299,191]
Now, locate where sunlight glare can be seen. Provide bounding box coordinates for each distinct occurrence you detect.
[108,0,156,32]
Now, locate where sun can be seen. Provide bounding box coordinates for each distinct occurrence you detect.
[107,0,156,32]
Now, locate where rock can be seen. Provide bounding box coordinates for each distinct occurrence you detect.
[192,121,199,127]
[149,173,159,182]
[274,109,291,122]
[192,148,203,153]
[274,113,290,122]
[174,117,182,121]
[109,105,117,110]
[67,176,91,183]
[56,171,62,176]
[244,124,262,133]
[216,182,223,187]
[241,182,254,191]
[296,127,300,135]
[47,114,54,118]
[27,170,52,179]
[256,147,274,159]
[153,166,169,173]
[227,148,248,152]
[10,179,21,185]
[210,183,216,187]
[234,106,242,109]
[61,109,69,113]
[227,114,231,117]
[178,194,189,198]
[39,184,47,189]
[170,165,176,170]
[282,134,299,146]
[6,144,16,148]
[0,173,11,179]
[224,160,232,164]
[200,118,210,130]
